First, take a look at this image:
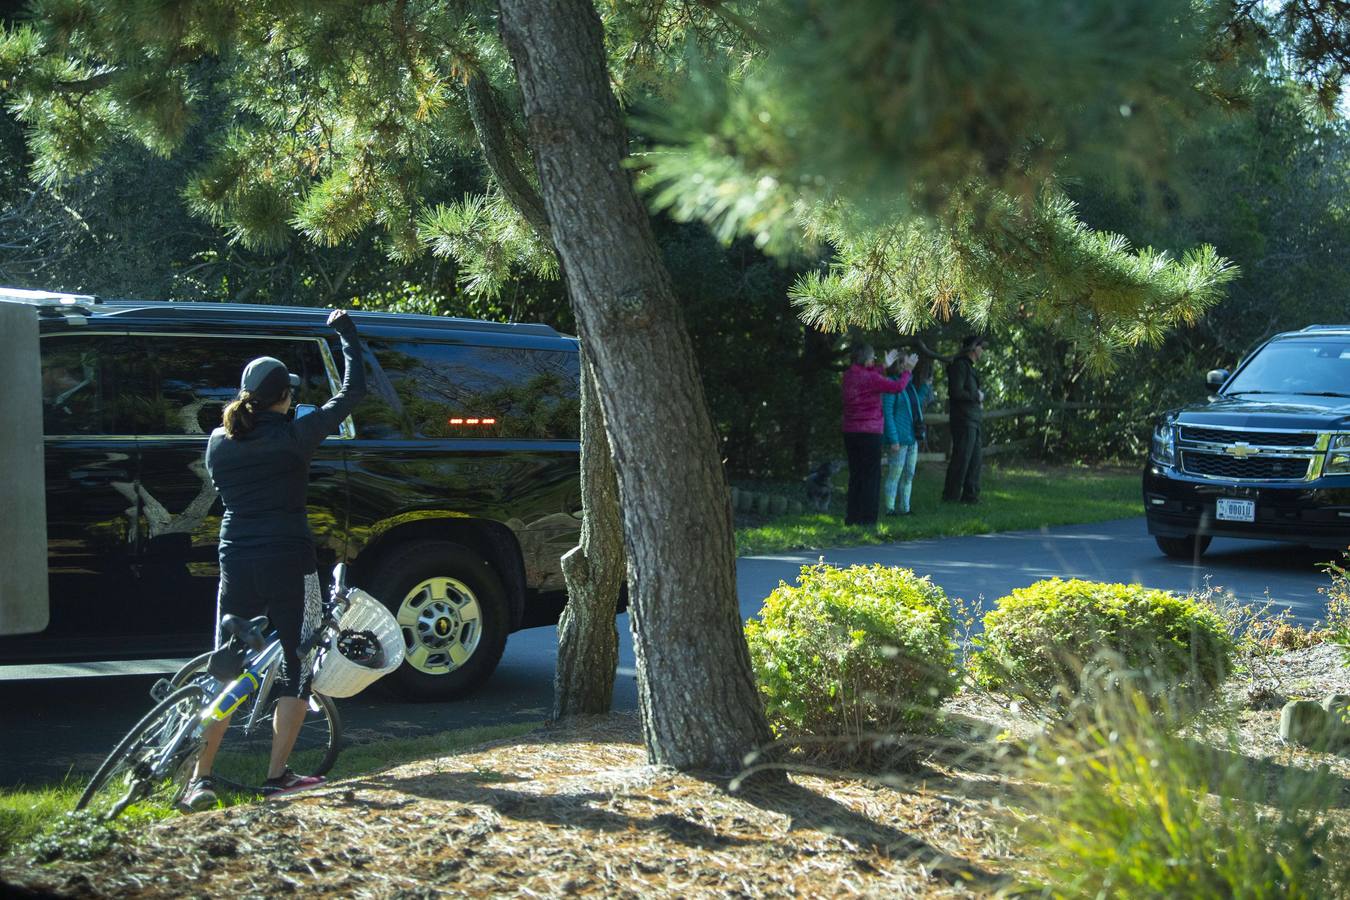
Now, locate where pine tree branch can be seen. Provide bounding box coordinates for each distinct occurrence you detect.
[51,47,201,95]
[51,72,115,94]
[465,72,553,242]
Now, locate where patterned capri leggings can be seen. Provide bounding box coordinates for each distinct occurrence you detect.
[215,559,323,699]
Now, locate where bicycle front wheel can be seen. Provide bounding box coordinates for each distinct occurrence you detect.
[171,656,342,789]
[76,684,207,820]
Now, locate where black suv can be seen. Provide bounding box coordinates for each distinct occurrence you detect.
[1144,325,1350,558]
[1,290,581,699]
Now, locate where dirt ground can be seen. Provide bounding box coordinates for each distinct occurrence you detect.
[4,646,1349,899]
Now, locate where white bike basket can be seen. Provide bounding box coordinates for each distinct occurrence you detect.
[312,589,404,698]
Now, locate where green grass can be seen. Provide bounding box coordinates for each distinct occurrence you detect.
[1018,690,1349,896]
[735,463,1141,554]
[0,720,541,858]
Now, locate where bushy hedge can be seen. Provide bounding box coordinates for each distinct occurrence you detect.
[970,578,1235,708]
[745,564,957,741]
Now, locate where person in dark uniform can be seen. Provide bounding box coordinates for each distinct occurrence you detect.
[943,335,986,505]
[181,309,366,810]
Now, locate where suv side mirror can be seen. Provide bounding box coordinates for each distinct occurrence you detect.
[294,403,319,419]
[1205,369,1230,395]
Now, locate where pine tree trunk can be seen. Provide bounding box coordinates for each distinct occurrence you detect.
[460,77,627,721]
[554,351,623,717]
[499,0,774,773]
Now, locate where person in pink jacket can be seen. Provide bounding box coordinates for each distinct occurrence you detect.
[842,344,915,525]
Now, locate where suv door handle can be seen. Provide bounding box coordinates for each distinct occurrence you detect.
[71,469,130,485]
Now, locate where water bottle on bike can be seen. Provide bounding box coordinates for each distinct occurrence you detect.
[204,664,264,722]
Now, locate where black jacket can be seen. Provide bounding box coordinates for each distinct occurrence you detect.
[206,325,366,567]
[946,355,982,424]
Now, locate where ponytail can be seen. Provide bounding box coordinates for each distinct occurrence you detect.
[222,391,260,438]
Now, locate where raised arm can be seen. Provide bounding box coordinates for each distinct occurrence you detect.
[294,310,367,452]
[864,366,911,394]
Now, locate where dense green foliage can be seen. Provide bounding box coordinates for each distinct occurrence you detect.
[1,1,1347,477]
[745,564,957,743]
[981,81,1350,461]
[636,0,1253,367]
[1019,692,1348,898]
[970,578,1235,709]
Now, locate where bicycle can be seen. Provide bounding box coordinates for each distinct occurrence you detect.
[76,563,366,819]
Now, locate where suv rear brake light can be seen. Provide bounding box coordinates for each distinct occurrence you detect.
[448,417,497,426]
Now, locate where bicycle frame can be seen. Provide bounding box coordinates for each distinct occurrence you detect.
[207,564,352,732]
[231,637,285,735]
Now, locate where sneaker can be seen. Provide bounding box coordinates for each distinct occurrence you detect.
[261,768,326,800]
[180,776,218,812]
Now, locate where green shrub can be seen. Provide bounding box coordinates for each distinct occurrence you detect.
[745,564,957,742]
[970,578,1235,709]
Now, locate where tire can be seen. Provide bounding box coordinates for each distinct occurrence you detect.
[1155,534,1213,560]
[169,655,342,788]
[77,684,207,819]
[366,539,510,701]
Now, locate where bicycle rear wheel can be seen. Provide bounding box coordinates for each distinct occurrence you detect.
[171,656,342,789]
[77,684,207,820]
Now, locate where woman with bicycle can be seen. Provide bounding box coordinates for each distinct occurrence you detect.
[183,309,366,810]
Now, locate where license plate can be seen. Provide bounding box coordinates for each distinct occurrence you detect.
[1216,498,1255,522]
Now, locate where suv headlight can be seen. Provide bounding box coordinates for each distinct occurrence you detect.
[1326,434,1350,475]
[1150,421,1177,467]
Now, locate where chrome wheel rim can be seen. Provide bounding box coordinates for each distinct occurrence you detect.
[395,577,482,675]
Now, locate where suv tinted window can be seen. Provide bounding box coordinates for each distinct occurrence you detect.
[1226,338,1350,398]
[128,336,333,435]
[358,341,579,440]
[40,334,131,436]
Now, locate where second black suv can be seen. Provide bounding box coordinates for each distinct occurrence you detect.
[1,291,581,699]
[1144,325,1350,557]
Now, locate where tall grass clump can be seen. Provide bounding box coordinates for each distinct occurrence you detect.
[970,578,1234,712]
[1324,556,1350,669]
[745,564,957,758]
[1015,685,1349,897]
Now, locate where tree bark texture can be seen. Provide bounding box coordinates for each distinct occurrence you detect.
[499,0,774,773]
[463,72,627,719]
[554,351,624,718]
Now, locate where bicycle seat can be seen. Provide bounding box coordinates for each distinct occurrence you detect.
[220,614,270,651]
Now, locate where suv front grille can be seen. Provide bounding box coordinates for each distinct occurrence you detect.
[1179,426,1317,448]
[1181,452,1312,481]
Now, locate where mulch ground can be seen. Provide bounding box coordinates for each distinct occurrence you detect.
[4,646,1350,899]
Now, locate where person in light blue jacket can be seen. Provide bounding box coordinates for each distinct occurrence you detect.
[882,357,935,515]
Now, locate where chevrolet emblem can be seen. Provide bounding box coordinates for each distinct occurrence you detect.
[1224,443,1260,459]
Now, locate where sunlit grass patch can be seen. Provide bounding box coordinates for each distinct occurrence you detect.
[0,720,541,858]
[735,464,1140,554]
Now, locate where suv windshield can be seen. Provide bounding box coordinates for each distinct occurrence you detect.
[1225,338,1350,397]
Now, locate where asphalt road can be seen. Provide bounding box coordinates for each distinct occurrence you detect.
[0,517,1334,788]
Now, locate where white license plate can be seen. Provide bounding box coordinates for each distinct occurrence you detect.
[1216,498,1255,522]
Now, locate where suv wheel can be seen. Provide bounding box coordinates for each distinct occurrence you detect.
[366,540,510,701]
[1155,534,1213,560]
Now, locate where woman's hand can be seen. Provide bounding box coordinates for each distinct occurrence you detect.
[903,352,919,371]
[883,348,900,368]
[327,309,356,334]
